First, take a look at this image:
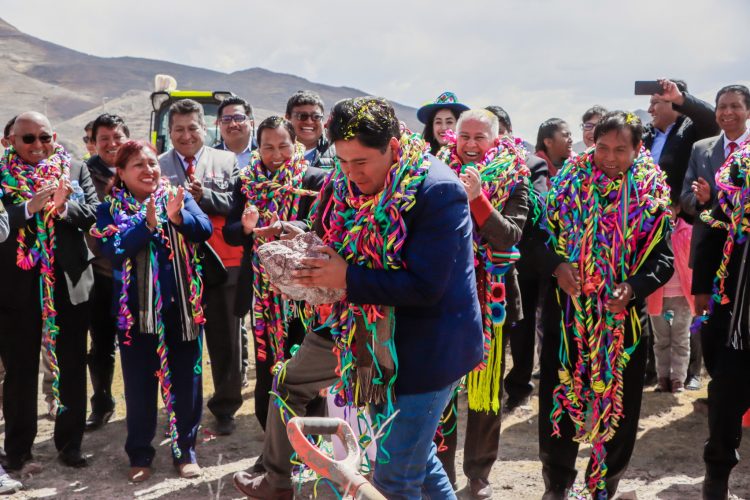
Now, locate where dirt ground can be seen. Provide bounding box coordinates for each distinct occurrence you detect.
[5,348,750,499]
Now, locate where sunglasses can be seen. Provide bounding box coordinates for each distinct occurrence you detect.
[292,112,323,122]
[219,114,249,124]
[21,134,53,145]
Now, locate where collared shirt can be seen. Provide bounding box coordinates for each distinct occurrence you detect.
[221,142,252,168]
[176,146,205,172]
[304,147,318,164]
[723,129,750,159]
[650,123,675,165]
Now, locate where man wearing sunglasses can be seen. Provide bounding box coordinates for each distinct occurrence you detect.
[0,111,98,470]
[284,90,335,169]
[216,96,256,169]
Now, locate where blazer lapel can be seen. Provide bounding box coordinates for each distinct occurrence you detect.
[709,136,725,172]
[194,148,209,182]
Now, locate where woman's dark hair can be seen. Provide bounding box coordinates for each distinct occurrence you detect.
[716,84,750,109]
[422,107,461,154]
[328,97,400,152]
[109,140,159,194]
[535,118,567,153]
[256,116,296,145]
[593,111,643,149]
[92,113,130,141]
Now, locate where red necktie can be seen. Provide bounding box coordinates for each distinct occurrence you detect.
[185,156,195,182]
[728,141,738,159]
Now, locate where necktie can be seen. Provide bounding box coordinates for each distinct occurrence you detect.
[727,141,738,159]
[185,156,195,182]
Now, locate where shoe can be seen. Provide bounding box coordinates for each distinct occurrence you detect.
[215,415,236,436]
[177,463,201,479]
[504,395,529,413]
[0,474,21,494]
[702,474,729,500]
[58,450,90,468]
[85,409,114,431]
[541,489,569,500]
[1,453,32,472]
[250,454,266,474]
[469,477,493,499]
[671,380,685,393]
[655,377,671,393]
[128,467,151,483]
[233,472,293,499]
[685,375,702,391]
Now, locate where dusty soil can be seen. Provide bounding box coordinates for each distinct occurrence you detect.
[6,351,750,499]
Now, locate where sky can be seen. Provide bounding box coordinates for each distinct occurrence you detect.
[3,0,750,142]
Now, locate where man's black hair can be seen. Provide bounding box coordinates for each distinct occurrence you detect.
[168,99,205,129]
[582,105,608,124]
[285,90,325,117]
[256,116,296,145]
[3,116,17,140]
[593,110,643,149]
[485,105,512,133]
[716,84,750,109]
[328,97,400,152]
[91,113,130,141]
[217,96,254,120]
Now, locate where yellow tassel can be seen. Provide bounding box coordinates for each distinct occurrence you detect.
[467,324,504,413]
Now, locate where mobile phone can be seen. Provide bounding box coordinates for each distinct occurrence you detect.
[634,81,663,96]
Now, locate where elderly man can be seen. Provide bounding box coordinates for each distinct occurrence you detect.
[0,111,98,470]
[284,90,335,168]
[158,99,242,435]
[234,97,483,499]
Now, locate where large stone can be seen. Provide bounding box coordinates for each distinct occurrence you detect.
[257,232,345,305]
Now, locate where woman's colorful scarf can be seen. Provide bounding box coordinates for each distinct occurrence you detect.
[694,141,750,347]
[543,148,671,498]
[0,144,70,413]
[90,180,205,458]
[436,132,529,413]
[239,143,318,367]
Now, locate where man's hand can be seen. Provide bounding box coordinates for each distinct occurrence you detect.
[187,179,203,203]
[242,205,260,235]
[459,166,482,201]
[27,183,56,214]
[553,262,581,298]
[694,294,710,315]
[145,196,157,231]
[293,246,348,289]
[52,179,72,214]
[655,78,685,106]
[279,222,304,241]
[254,212,282,239]
[606,282,633,314]
[166,186,185,225]
[692,177,711,205]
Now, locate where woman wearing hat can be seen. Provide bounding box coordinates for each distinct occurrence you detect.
[417,92,470,155]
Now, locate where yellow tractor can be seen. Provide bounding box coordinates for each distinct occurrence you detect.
[149,74,235,153]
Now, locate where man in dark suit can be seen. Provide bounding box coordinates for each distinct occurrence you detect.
[683,84,750,384]
[158,99,242,436]
[0,111,97,469]
[642,78,718,390]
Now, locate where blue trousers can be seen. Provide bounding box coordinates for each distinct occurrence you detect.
[118,307,202,467]
[372,382,459,500]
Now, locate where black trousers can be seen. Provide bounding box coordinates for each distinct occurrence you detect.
[704,345,750,479]
[538,297,647,496]
[87,271,117,414]
[204,267,243,419]
[504,277,541,402]
[0,275,89,460]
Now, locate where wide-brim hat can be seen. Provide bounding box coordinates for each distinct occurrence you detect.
[416,91,470,124]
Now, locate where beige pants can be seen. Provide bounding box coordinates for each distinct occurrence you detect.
[650,296,692,383]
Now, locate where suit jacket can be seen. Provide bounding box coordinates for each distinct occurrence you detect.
[327,156,484,395]
[0,159,98,308]
[0,200,8,243]
[643,92,718,211]
[85,155,115,276]
[223,165,329,317]
[159,147,241,274]
[680,135,726,266]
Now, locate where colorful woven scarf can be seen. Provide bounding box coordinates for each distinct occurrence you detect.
[90,180,205,458]
[0,144,70,413]
[436,132,529,413]
[694,141,750,346]
[238,143,319,367]
[544,148,671,497]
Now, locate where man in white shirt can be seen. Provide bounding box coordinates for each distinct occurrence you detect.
[216,96,255,168]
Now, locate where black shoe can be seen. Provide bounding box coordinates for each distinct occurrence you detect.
[249,454,266,474]
[85,409,114,431]
[702,474,729,500]
[644,372,658,386]
[215,415,236,436]
[541,488,569,500]
[1,453,32,472]
[685,375,702,391]
[504,395,530,413]
[58,450,90,468]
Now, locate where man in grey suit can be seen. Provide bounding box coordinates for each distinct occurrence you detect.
[158,99,243,435]
[0,111,97,469]
[682,84,750,384]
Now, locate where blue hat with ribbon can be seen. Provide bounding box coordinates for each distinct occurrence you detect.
[416,91,470,124]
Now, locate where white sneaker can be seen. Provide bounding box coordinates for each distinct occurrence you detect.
[0,474,22,494]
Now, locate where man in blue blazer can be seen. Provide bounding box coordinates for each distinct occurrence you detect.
[234,97,483,500]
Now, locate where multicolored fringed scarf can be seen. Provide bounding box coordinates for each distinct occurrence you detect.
[239,143,319,367]
[436,132,529,413]
[90,180,206,458]
[0,144,70,413]
[693,141,750,348]
[544,148,671,498]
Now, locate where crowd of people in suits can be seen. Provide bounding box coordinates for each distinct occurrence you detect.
[0,79,748,500]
